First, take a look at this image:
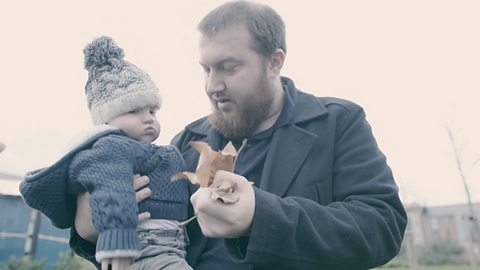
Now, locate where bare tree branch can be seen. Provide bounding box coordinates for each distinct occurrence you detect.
[446,125,480,259]
[473,158,480,166]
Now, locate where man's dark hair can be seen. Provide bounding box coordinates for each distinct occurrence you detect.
[198,0,286,58]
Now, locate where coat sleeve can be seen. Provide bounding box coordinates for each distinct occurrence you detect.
[69,136,140,262]
[225,105,407,270]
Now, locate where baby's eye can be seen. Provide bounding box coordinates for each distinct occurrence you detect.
[221,64,237,72]
[128,109,140,114]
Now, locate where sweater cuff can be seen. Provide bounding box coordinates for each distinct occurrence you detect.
[95,229,140,263]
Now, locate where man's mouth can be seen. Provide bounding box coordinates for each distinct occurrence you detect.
[213,96,233,110]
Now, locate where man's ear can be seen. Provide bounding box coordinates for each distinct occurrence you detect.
[268,49,286,76]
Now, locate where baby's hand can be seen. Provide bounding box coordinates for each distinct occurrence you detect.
[101,257,133,270]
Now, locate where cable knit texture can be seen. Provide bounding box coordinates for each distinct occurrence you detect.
[20,128,123,229]
[20,131,189,259]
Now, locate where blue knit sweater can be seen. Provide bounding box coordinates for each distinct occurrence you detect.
[20,129,189,260]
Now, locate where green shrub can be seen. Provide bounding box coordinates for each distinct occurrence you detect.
[377,258,409,268]
[418,240,464,265]
[0,252,96,270]
[0,257,45,270]
[53,251,96,270]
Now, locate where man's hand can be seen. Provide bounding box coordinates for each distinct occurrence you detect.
[190,170,255,238]
[75,192,97,243]
[101,257,133,270]
[133,175,151,222]
[74,175,152,242]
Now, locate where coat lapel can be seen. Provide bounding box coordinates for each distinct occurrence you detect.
[260,124,317,197]
[204,127,224,151]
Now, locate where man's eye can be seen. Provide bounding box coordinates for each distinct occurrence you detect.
[202,66,210,74]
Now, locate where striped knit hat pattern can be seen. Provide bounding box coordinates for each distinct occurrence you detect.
[83,36,161,125]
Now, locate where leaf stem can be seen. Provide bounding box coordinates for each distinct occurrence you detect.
[179,215,197,227]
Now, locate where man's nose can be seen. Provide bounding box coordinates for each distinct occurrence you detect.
[205,71,225,95]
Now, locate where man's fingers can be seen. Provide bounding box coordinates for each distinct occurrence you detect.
[190,187,211,211]
[190,189,199,205]
[195,210,227,237]
[75,193,98,243]
[135,187,151,203]
[211,170,246,188]
[134,175,151,222]
[133,175,149,190]
[210,170,229,187]
[138,211,151,222]
[189,171,256,238]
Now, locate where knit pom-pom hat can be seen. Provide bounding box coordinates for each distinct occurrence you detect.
[83,36,161,125]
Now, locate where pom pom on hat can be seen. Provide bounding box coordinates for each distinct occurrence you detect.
[83,36,125,71]
[83,36,161,125]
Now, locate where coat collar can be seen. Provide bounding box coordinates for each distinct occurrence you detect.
[282,77,328,124]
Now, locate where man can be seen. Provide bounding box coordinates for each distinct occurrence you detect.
[72,1,407,269]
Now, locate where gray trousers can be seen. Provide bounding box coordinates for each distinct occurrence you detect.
[129,222,193,270]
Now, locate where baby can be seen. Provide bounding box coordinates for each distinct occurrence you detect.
[20,36,192,270]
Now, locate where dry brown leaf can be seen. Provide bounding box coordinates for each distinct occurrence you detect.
[172,141,242,227]
[172,141,236,187]
[171,171,197,183]
[171,141,240,204]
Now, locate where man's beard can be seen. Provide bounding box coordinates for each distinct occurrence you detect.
[208,79,274,141]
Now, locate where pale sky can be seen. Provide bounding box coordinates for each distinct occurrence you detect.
[0,0,479,207]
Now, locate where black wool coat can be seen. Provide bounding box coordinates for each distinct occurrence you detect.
[173,77,407,270]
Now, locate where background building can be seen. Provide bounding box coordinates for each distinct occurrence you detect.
[0,171,70,269]
[406,202,480,264]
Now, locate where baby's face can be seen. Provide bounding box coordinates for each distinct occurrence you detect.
[108,106,160,142]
